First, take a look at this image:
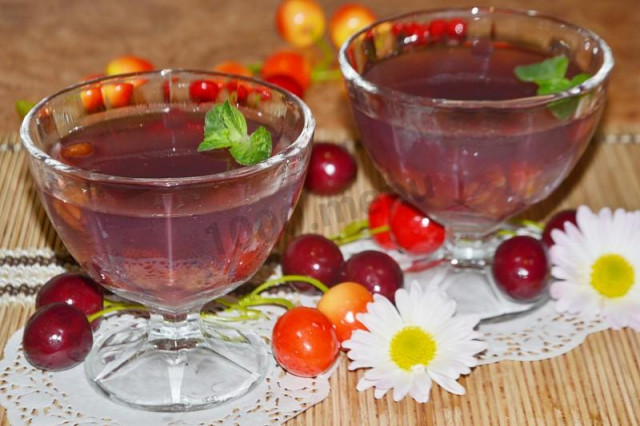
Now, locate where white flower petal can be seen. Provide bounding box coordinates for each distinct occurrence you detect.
[408,370,433,403]
[394,287,414,323]
[392,375,413,402]
[356,377,376,392]
[428,370,466,395]
[374,387,388,399]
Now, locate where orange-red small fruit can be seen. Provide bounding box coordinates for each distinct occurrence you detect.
[101,83,134,108]
[329,4,377,48]
[317,282,373,343]
[275,0,326,48]
[213,61,253,77]
[105,55,154,76]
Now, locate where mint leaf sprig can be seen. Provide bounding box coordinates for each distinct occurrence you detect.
[514,55,590,120]
[198,100,272,165]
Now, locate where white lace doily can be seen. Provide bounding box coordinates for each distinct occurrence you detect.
[0,245,613,424]
[0,302,331,426]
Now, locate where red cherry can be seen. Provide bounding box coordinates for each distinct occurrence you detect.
[189,79,220,103]
[261,51,312,94]
[447,18,467,40]
[368,193,398,250]
[272,307,339,377]
[282,234,344,290]
[541,209,578,247]
[22,303,93,371]
[340,250,403,302]
[80,86,104,113]
[36,273,103,317]
[305,143,357,195]
[428,19,448,41]
[264,74,304,98]
[389,199,445,255]
[226,80,250,105]
[492,236,549,302]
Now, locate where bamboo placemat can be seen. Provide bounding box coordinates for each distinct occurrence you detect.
[1,130,639,425]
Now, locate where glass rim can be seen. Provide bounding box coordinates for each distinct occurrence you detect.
[20,69,316,186]
[338,7,614,109]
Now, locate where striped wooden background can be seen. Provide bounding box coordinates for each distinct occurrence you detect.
[1,129,639,425]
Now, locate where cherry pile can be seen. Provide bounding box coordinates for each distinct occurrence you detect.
[23,274,103,371]
[281,234,404,301]
[19,205,580,378]
[391,18,468,45]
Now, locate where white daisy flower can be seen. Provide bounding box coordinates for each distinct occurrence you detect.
[549,205,640,330]
[342,280,487,403]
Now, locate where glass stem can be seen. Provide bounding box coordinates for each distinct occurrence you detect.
[446,231,498,269]
[147,310,204,345]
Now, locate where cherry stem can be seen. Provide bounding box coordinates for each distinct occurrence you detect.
[202,307,263,322]
[498,219,545,237]
[251,274,329,295]
[92,274,328,325]
[329,219,390,245]
[311,68,342,82]
[247,62,263,75]
[314,36,336,70]
[520,219,544,230]
[239,296,294,310]
[87,303,147,323]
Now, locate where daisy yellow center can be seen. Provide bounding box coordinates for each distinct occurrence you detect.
[389,326,436,371]
[590,254,635,298]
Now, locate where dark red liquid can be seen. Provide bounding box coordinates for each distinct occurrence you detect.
[44,110,303,312]
[353,42,601,236]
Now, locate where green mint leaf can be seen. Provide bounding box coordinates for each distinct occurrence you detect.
[204,103,227,134]
[546,73,591,120]
[537,78,572,96]
[548,98,577,121]
[230,126,272,165]
[198,100,272,165]
[515,55,591,121]
[221,101,247,142]
[514,55,568,83]
[197,130,232,152]
[570,73,590,87]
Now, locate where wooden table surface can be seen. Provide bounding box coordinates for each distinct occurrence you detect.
[1,0,639,425]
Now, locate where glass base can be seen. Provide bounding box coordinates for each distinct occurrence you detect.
[408,266,548,322]
[84,313,268,412]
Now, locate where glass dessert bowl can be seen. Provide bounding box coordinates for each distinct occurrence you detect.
[339,8,613,312]
[20,70,314,411]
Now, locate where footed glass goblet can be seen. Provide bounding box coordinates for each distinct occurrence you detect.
[339,8,613,311]
[21,70,314,411]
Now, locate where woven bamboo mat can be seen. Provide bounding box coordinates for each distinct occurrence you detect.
[1,130,639,425]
